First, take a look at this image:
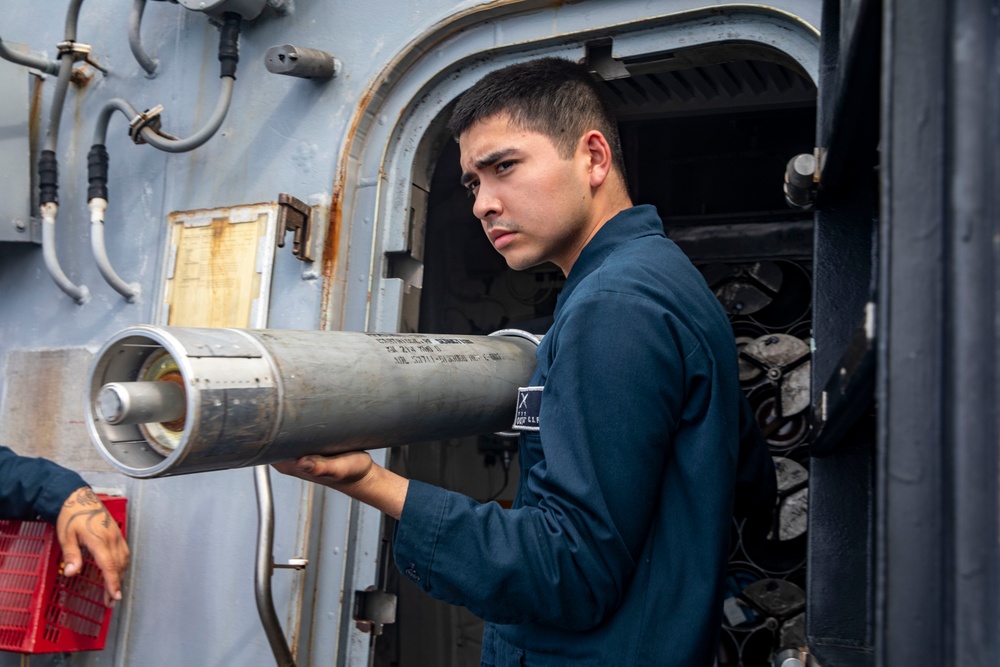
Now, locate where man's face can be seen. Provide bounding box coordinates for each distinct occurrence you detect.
[458,114,594,275]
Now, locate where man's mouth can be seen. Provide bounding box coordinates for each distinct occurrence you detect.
[488,228,516,249]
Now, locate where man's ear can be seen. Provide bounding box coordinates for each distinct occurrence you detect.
[582,130,613,189]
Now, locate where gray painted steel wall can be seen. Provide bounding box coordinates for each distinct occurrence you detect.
[0,2,820,665]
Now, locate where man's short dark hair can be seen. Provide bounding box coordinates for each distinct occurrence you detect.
[448,57,626,177]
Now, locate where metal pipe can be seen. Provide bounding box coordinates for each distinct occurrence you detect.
[138,76,235,152]
[64,0,85,42]
[90,199,141,301]
[128,0,158,76]
[254,466,297,667]
[86,102,143,302]
[38,0,88,303]
[41,203,89,304]
[84,9,238,298]
[93,98,140,143]
[139,14,240,153]
[0,37,60,76]
[86,326,539,478]
[45,10,79,155]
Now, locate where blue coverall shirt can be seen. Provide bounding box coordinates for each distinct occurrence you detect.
[394,205,776,666]
[0,445,87,523]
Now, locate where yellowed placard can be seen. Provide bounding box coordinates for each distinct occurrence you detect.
[163,207,274,328]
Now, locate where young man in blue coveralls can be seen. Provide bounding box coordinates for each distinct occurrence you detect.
[275,57,776,666]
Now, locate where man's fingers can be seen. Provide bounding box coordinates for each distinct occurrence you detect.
[94,556,123,603]
[297,456,324,475]
[62,555,82,577]
[278,455,340,478]
[297,455,359,481]
[273,453,375,487]
[83,534,129,606]
[59,534,83,578]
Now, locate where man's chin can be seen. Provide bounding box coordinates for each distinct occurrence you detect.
[503,255,544,272]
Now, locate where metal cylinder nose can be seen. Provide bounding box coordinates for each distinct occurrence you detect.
[96,381,186,426]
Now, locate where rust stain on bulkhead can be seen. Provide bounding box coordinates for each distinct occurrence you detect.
[320,187,343,327]
[29,74,44,145]
[321,85,378,327]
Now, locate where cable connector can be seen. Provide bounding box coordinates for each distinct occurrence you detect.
[88,144,110,202]
[38,150,59,206]
[218,13,241,79]
[128,105,165,144]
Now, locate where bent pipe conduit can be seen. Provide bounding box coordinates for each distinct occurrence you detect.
[137,76,235,152]
[87,100,144,301]
[129,0,158,76]
[137,12,240,152]
[255,466,297,667]
[86,14,239,300]
[40,0,90,304]
[0,37,61,76]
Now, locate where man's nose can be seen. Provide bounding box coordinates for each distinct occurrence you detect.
[472,184,502,220]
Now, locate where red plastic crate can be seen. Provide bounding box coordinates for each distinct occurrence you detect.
[0,495,126,654]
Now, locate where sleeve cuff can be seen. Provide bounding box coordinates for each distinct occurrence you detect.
[393,479,449,593]
[36,469,87,524]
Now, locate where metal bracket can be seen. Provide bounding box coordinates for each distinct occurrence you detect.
[56,40,92,59]
[276,193,314,262]
[810,301,876,454]
[783,151,820,210]
[128,105,165,145]
[56,40,107,73]
[353,587,396,636]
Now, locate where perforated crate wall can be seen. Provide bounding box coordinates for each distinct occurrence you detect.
[0,495,126,654]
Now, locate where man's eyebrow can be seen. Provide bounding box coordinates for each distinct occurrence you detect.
[459,148,518,187]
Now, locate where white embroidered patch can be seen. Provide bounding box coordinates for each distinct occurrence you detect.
[512,386,543,432]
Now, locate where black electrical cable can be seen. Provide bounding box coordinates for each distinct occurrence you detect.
[486,449,513,503]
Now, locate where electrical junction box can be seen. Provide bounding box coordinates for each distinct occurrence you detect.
[176,0,267,20]
[0,50,34,243]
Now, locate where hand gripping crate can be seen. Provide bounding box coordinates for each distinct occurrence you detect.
[0,495,127,654]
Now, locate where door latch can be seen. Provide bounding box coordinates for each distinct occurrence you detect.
[353,586,396,636]
[276,193,313,262]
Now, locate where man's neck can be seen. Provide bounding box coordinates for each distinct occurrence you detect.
[560,186,633,276]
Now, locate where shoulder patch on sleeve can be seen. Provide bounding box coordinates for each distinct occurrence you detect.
[512,386,543,432]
